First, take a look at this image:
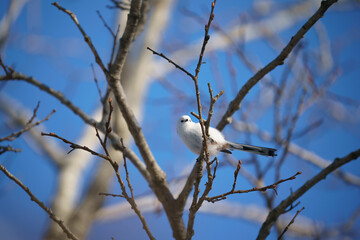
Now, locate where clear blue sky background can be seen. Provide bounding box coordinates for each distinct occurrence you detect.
[1,0,360,239]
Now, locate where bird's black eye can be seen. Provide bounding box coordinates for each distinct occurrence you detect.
[180,118,189,123]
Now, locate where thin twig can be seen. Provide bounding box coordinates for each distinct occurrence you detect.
[109,25,120,68]
[278,207,305,240]
[110,137,155,238]
[206,172,301,203]
[98,99,155,240]
[99,192,125,198]
[51,2,108,75]
[91,63,102,100]
[147,47,194,79]
[95,127,113,163]
[41,132,112,161]
[0,145,21,155]
[212,158,219,179]
[0,102,56,142]
[192,0,217,165]
[192,85,223,210]
[0,163,79,240]
[275,89,307,182]
[104,98,114,148]
[292,119,323,139]
[0,71,96,127]
[231,160,242,192]
[205,83,224,134]
[121,138,136,201]
[110,155,155,240]
[0,57,11,75]
[96,10,115,37]
[274,43,303,142]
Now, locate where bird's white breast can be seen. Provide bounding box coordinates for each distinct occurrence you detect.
[177,121,227,156]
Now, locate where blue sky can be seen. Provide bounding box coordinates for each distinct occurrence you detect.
[1,0,360,239]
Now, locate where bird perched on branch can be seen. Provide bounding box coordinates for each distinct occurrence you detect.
[176,115,277,157]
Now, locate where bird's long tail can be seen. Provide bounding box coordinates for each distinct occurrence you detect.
[227,142,277,157]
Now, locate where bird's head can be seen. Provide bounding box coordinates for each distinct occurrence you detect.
[177,115,192,128]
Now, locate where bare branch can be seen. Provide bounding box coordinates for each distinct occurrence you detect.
[0,69,149,180]
[43,102,156,239]
[0,102,55,142]
[186,2,218,239]
[51,2,108,75]
[0,145,21,154]
[256,148,360,240]
[99,192,125,198]
[231,160,242,192]
[216,0,339,131]
[147,46,194,79]
[109,25,120,68]
[116,138,155,239]
[0,57,10,75]
[0,71,96,127]
[41,132,112,161]
[96,10,116,37]
[103,0,180,236]
[121,138,135,201]
[206,172,302,203]
[0,100,55,157]
[205,83,224,134]
[109,0,141,77]
[0,163,79,240]
[96,98,114,153]
[99,101,155,240]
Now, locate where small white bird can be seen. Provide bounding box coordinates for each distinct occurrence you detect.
[176,115,277,157]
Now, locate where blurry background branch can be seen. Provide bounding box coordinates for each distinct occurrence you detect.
[0,0,26,53]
